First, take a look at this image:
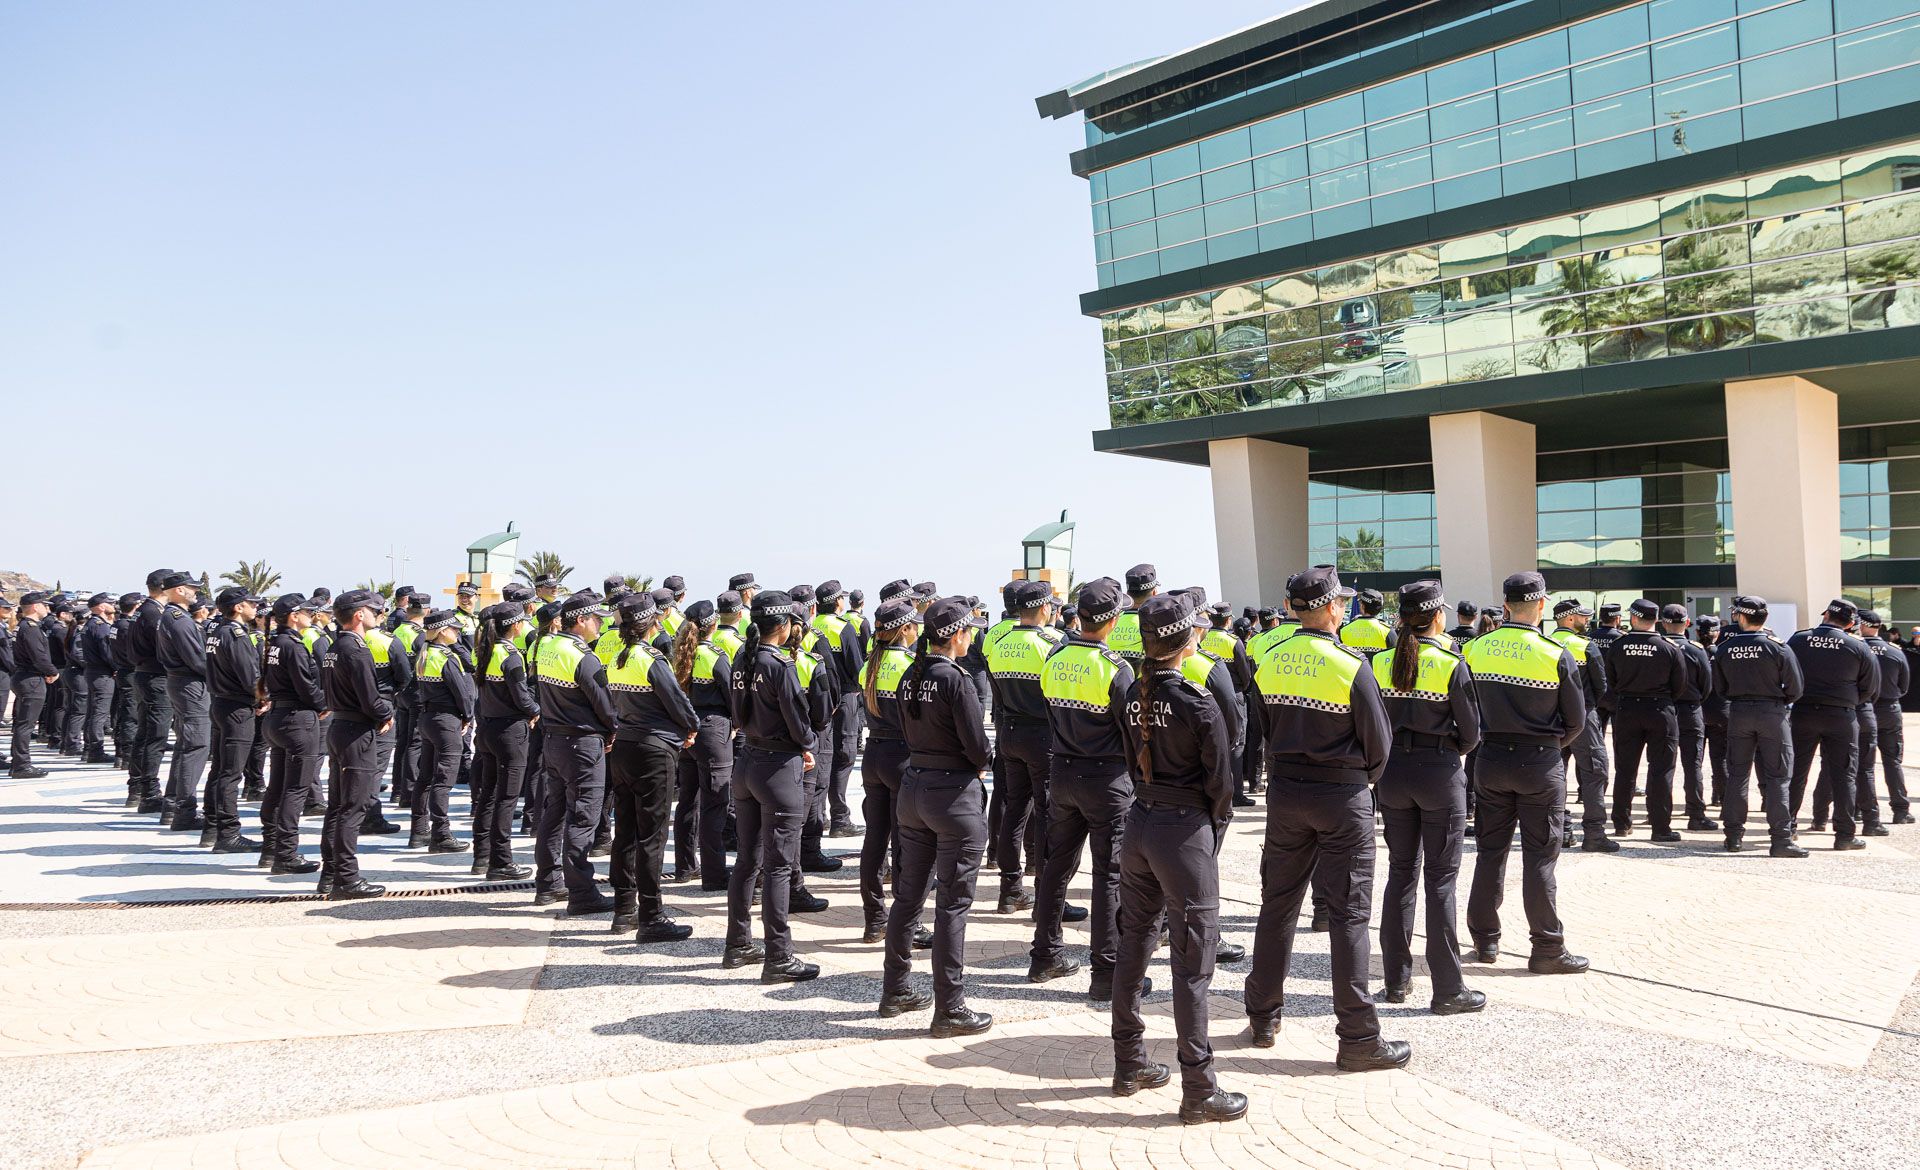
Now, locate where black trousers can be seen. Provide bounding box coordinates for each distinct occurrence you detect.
[114,670,139,760]
[1029,758,1133,986]
[246,714,267,789]
[262,708,319,863]
[1561,710,1610,836]
[82,670,114,756]
[608,737,678,917]
[801,719,834,841]
[321,718,381,883]
[132,671,171,785]
[1704,712,1729,804]
[1875,705,1909,817]
[827,699,862,826]
[1113,802,1220,1099]
[994,720,1051,886]
[1841,705,1884,829]
[1244,774,1380,1051]
[472,716,529,870]
[1377,748,1467,996]
[391,704,420,803]
[1467,740,1567,957]
[1790,704,1858,837]
[1724,700,1792,845]
[1675,702,1708,822]
[412,710,464,841]
[1611,698,1678,833]
[208,697,256,841]
[535,733,607,903]
[885,767,987,1013]
[859,737,908,928]
[677,712,733,884]
[40,675,62,739]
[726,746,805,964]
[165,674,211,808]
[59,667,86,751]
[9,676,46,770]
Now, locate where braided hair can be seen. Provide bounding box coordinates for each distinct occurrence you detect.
[1134,622,1190,783]
[614,611,658,670]
[864,623,913,717]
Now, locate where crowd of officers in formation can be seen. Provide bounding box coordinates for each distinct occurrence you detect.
[1,559,1913,1124]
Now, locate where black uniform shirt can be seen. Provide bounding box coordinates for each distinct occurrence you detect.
[1711,630,1804,703]
[131,599,166,673]
[732,643,816,754]
[265,629,326,711]
[1867,635,1910,715]
[1664,634,1712,704]
[109,616,137,672]
[1254,628,1392,784]
[206,617,260,702]
[607,645,698,746]
[863,645,913,740]
[48,618,70,671]
[534,633,616,737]
[900,654,992,772]
[1787,624,1879,708]
[1377,636,1482,756]
[476,645,539,721]
[1121,665,1234,822]
[0,623,14,676]
[686,640,733,717]
[323,630,394,726]
[417,644,478,720]
[1042,632,1136,764]
[1603,630,1684,702]
[157,603,207,678]
[11,618,54,679]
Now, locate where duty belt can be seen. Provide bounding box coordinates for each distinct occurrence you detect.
[1391,731,1455,752]
[1265,757,1369,785]
[1135,781,1210,810]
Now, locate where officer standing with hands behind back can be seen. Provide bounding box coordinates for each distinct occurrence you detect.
[1788,599,1878,849]
[1860,611,1913,824]
[1711,595,1806,856]
[1604,599,1685,842]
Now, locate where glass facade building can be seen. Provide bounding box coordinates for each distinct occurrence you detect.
[1039,0,1920,625]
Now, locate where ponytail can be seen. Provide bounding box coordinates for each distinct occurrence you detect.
[475,622,499,692]
[671,618,706,689]
[614,614,656,670]
[863,626,908,716]
[1391,609,1424,694]
[1134,665,1158,782]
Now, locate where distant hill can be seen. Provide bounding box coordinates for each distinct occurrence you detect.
[1,570,52,599]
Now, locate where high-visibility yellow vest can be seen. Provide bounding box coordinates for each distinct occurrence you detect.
[604,641,658,692]
[986,622,1061,680]
[419,644,453,680]
[1463,625,1564,687]
[1108,611,1143,659]
[713,625,744,659]
[1255,634,1363,712]
[1549,627,1590,663]
[811,612,850,650]
[535,634,586,688]
[1339,616,1390,652]
[364,628,393,664]
[1042,642,1124,712]
[693,642,722,682]
[1369,641,1459,701]
[1199,627,1238,662]
[1180,648,1223,689]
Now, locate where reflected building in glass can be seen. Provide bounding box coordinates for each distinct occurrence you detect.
[1038,0,1920,626]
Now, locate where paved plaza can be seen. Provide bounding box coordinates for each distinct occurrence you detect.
[4,741,1920,1169]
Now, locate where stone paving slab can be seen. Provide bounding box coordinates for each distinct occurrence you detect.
[0,914,554,1056]
[76,1000,1627,1170]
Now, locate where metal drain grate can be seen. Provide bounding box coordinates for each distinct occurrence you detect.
[0,880,541,910]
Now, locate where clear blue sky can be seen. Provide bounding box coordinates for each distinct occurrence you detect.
[1,1,1291,603]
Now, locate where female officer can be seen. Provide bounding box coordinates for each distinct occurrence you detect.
[671,599,733,890]
[605,593,700,940]
[858,599,918,942]
[1109,593,1244,1124]
[879,596,993,1038]
[523,601,561,837]
[411,610,475,853]
[1372,580,1485,1015]
[471,602,536,881]
[723,590,820,984]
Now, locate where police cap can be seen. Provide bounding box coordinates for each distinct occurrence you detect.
[1552,598,1592,618]
[332,589,387,620]
[1181,585,1208,608]
[684,599,717,626]
[716,590,744,614]
[456,582,478,597]
[190,594,213,613]
[1628,598,1660,621]
[117,592,143,611]
[1401,579,1447,615]
[1010,580,1052,610]
[1659,603,1689,623]
[878,579,912,603]
[1286,565,1353,611]
[393,585,416,602]
[911,581,937,600]
[1061,604,1078,623]
[874,599,919,632]
[87,592,115,609]
[214,586,250,610]
[1861,609,1885,628]
[727,572,757,592]
[617,593,658,624]
[310,587,332,604]
[423,609,461,632]
[1124,563,1158,592]
[816,580,842,604]
[925,596,987,640]
[144,569,172,591]
[1207,601,1233,621]
[1355,587,1383,611]
[1076,577,1126,625]
[1000,580,1024,612]
[271,593,307,619]
[1502,572,1549,603]
[1695,614,1722,631]
[298,595,329,612]
[1597,602,1622,619]
[1826,598,1859,624]
[158,570,195,590]
[501,582,533,604]
[604,588,633,609]
[560,592,609,620]
[1258,607,1278,622]
[16,591,47,607]
[751,589,793,620]
[789,584,815,606]
[403,590,429,611]
[534,575,560,589]
[602,574,625,596]
[649,587,676,608]
[535,601,561,626]
[663,575,686,593]
[1138,593,1200,642]
[1457,599,1480,619]
[848,589,864,605]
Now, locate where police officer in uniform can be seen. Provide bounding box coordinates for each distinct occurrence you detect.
[1603,599,1685,842]
[724,590,821,983]
[879,596,993,1037]
[670,599,733,888]
[533,592,620,913]
[1789,599,1876,850]
[1693,617,1730,806]
[1712,596,1806,856]
[0,595,14,732]
[983,579,1063,913]
[79,594,118,766]
[1200,602,1258,809]
[319,590,393,900]
[157,571,211,833]
[602,592,699,940]
[1110,593,1246,1123]
[205,587,264,854]
[1844,611,1894,838]
[388,590,428,810]
[1860,611,1913,824]
[1587,603,1625,739]
[8,592,56,779]
[727,573,760,635]
[1373,580,1484,1014]
[811,580,865,838]
[1462,572,1589,977]
[1244,566,1405,1069]
[859,600,919,941]
[470,602,537,881]
[411,610,475,852]
[1029,577,1139,1003]
[452,582,481,648]
[359,601,408,836]
[1549,598,1617,851]
[1447,601,1479,646]
[260,594,324,874]
[1660,604,1718,833]
[111,593,142,778]
[1339,589,1390,654]
[1107,564,1156,668]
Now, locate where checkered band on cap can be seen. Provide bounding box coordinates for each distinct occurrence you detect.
[758,603,791,617]
[1416,596,1448,612]
[878,610,917,631]
[1079,597,1122,623]
[1145,606,1200,638]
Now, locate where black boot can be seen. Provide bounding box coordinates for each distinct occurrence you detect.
[760,958,820,984]
[637,914,693,943]
[929,1006,992,1038]
[1111,1063,1170,1097]
[1179,1090,1249,1124]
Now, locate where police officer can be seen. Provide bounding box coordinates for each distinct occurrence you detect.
[533,592,619,913]
[1695,617,1730,807]
[110,593,142,780]
[983,579,1063,913]
[603,592,700,940]
[1845,611,1894,838]
[724,589,821,983]
[260,594,324,874]
[1373,580,1484,1014]
[1604,599,1685,842]
[1588,603,1625,739]
[204,587,264,854]
[811,580,865,838]
[470,602,537,881]
[1110,592,1245,1123]
[1199,602,1258,809]
[879,596,993,1037]
[52,598,82,756]
[727,573,759,635]
[1860,611,1913,825]
[79,593,118,766]
[157,570,211,833]
[8,592,56,779]
[1712,596,1806,857]
[843,589,870,656]
[859,600,919,941]
[1549,598,1616,851]
[0,595,14,733]
[1030,577,1138,1003]
[388,590,429,810]
[1462,572,1590,978]
[667,599,730,887]
[1244,565,1405,1069]
[453,582,481,648]
[1107,564,1157,667]
[1339,589,1390,654]
[411,610,475,852]
[1446,600,1479,646]
[1660,604,1718,833]
[319,590,394,900]
[359,598,408,837]
[1789,599,1877,850]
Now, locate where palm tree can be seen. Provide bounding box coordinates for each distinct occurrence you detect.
[618,574,655,593]
[515,550,574,584]
[1336,528,1385,573]
[355,579,396,599]
[219,559,282,595]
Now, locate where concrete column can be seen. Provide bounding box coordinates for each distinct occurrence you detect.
[1726,375,1840,624]
[1430,411,1538,608]
[1209,437,1309,610]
